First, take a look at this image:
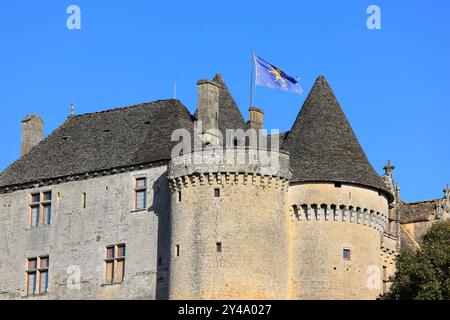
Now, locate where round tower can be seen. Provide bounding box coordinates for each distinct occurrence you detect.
[284,76,393,299]
[167,147,290,299]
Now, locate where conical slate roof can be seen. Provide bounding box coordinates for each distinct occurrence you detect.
[283,76,391,198]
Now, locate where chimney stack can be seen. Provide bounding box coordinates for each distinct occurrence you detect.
[248,107,264,130]
[197,80,220,145]
[21,114,44,156]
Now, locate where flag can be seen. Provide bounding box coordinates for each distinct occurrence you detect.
[254,55,303,94]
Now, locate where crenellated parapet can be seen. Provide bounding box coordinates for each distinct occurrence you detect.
[291,203,389,234]
[168,147,290,192]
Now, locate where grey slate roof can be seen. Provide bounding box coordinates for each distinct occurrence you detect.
[0,74,247,190]
[399,199,439,223]
[282,76,392,199]
[0,99,194,188]
[213,74,246,134]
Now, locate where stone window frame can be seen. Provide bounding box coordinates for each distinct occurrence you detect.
[134,177,147,210]
[29,190,52,228]
[343,248,351,261]
[104,244,126,285]
[25,255,49,296]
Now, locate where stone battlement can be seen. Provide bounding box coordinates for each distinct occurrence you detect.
[168,147,290,185]
[292,203,389,234]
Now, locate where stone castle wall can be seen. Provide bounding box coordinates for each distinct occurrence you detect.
[0,166,170,300]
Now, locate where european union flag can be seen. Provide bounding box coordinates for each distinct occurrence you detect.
[254,55,303,94]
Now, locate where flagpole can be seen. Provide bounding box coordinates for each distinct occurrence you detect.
[249,50,255,109]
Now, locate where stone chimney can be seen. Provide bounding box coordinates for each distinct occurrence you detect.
[248,107,264,130]
[197,80,220,145]
[21,114,44,156]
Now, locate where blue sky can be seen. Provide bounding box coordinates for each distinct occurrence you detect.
[0,0,449,202]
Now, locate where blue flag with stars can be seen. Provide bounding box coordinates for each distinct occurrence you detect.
[254,55,303,94]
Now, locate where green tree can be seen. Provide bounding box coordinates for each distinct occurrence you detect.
[383,221,450,300]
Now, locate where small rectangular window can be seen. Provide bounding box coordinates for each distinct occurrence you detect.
[134,178,147,210]
[43,191,52,201]
[334,182,342,188]
[176,245,180,257]
[39,271,49,294]
[43,204,51,225]
[343,249,351,261]
[214,188,220,198]
[82,192,87,209]
[117,244,126,258]
[27,272,37,296]
[178,191,182,202]
[28,258,38,270]
[216,242,222,253]
[30,206,39,227]
[136,190,147,209]
[136,178,147,188]
[105,261,114,284]
[31,193,40,203]
[106,246,115,259]
[39,256,49,269]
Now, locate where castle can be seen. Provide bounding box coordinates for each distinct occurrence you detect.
[0,75,448,300]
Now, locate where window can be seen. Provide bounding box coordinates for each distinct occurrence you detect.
[134,178,147,210]
[29,191,52,227]
[104,244,126,284]
[214,188,220,198]
[334,182,342,188]
[216,242,222,253]
[343,249,351,261]
[26,256,49,296]
[177,191,182,202]
[176,245,180,257]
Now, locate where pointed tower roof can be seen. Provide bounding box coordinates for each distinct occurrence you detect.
[194,74,246,133]
[212,74,246,133]
[283,76,392,199]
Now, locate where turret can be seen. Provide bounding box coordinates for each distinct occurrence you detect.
[284,76,392,299]
[167,147,290,299]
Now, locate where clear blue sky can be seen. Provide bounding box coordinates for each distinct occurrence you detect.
[0,1,449,202]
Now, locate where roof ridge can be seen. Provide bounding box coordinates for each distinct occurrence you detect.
[401,198,440,205]
[72,98,182,118]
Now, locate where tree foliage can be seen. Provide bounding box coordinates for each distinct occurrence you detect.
[383,221,450,300]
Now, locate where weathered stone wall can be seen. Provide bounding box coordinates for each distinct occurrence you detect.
[167,148,290,299]
[288,183,389,299]
[0,165,170,300]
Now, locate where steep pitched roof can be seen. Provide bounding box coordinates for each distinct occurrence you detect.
[0,99,193,188]
[283,76,391,199]
[194,74,246,133]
